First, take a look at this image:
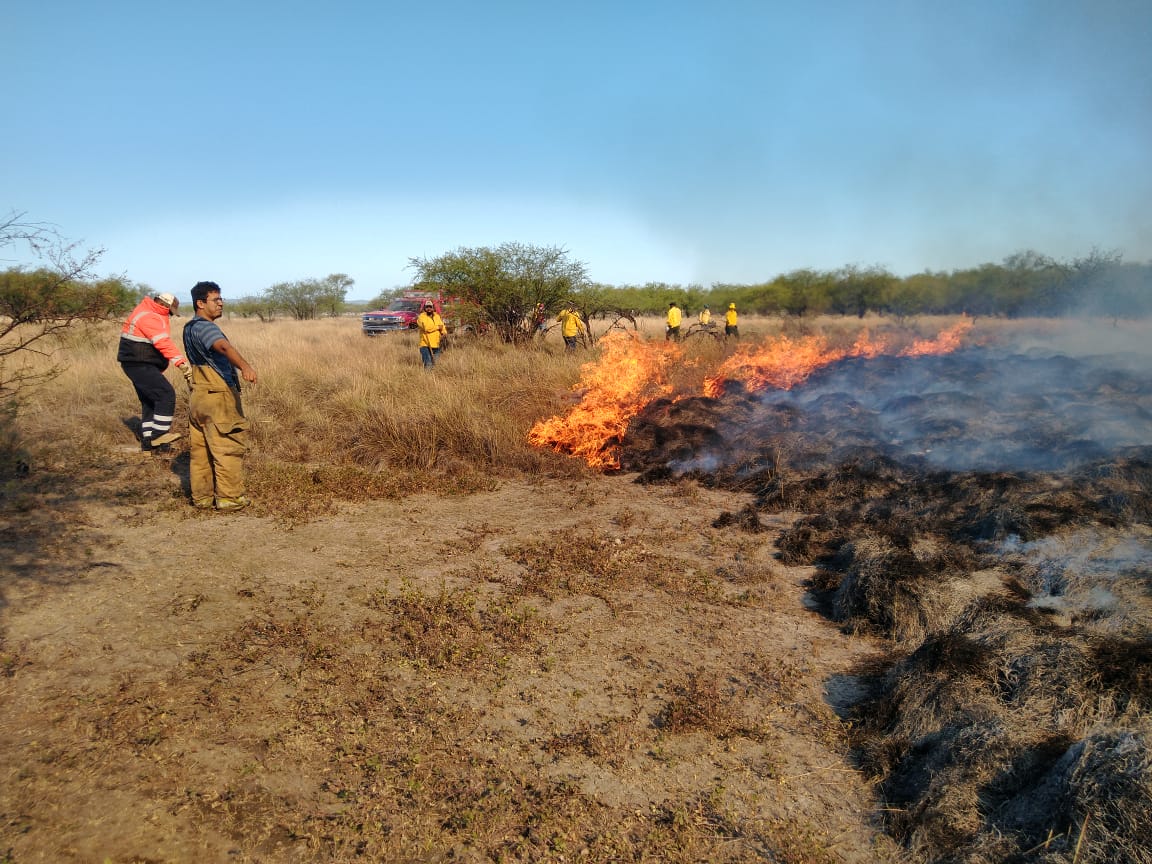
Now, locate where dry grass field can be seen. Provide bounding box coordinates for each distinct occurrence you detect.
[1,313,1149,863]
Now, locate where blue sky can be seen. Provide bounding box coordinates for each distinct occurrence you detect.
[3,0,1150,300]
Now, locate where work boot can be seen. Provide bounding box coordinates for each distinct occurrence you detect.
[215,495,251,512]
[192,497,215,510]
[151,431,182,447]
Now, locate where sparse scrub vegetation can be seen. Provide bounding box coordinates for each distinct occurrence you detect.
[4,526,881,862]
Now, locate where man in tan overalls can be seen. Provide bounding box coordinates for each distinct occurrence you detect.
[182,281,258,511]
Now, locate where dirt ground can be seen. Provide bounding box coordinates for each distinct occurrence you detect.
[0,445,904,863]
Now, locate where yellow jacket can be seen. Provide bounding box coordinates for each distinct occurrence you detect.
[417,311,446,349]
[666,306,682,328]
[699,309,711,325]
[557,309,584,338]
[725,308,738,327]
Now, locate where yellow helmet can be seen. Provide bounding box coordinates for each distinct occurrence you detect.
[728,303,736,310]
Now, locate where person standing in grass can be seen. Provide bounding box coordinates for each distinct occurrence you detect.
[417,300,447,369]
[666,302,682,341]
[725,302,740,340]
[117,291,193,452]
[532,302,548,335]
[698,305,712,327]
[182,281,258,512]
[557,304,585,351]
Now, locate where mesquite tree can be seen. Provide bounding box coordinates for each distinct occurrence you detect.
[265,273,353,320]
[409,243,589,344]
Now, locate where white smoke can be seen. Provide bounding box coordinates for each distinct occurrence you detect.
[1001,527,1152,633]
[750,344,1152,472]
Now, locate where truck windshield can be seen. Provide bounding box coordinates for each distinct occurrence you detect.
[388,300,425,312]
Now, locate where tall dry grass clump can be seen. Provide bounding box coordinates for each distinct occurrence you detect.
[5,316,619,513]
[245,319,580,469]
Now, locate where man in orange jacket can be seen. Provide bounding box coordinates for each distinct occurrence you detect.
[117,292,193,452]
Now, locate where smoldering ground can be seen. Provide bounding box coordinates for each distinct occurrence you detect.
[626,341,1152,476]
[621,327,1152,863]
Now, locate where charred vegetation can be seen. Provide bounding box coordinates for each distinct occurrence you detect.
[622,344,1152,863]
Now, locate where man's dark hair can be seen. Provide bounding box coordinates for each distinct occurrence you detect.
[191,281,221,308]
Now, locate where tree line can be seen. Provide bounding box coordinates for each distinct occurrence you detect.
[707,250,1151,321]
[4,208,1150,368]
[3,218,1150,406]
[223,245,1152,329]
[397,245,1152,342]
[229,274,355,321]
[587,249,1149,321]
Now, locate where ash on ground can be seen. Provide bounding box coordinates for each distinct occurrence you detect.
[622,345,1152,864]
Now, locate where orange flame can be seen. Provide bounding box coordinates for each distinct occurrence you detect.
[531,318,973,466]
[527,332,682,469]
[703,334,863,397]
[900,316,973,356]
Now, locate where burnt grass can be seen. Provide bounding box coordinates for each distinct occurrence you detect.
[621,347,1152,864]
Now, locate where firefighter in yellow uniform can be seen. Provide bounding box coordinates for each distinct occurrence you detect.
[725,303,739,341]
[666,302,682,341]
[557,305,585,351]
[417,300,448,369]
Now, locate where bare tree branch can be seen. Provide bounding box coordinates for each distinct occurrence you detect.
[1,211,127,400]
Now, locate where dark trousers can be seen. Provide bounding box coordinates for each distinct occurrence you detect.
[121,363,175,445]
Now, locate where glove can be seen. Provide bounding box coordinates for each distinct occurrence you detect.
[180,364,194,388]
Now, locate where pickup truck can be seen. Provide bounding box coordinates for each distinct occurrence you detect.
[361,292,444,335]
